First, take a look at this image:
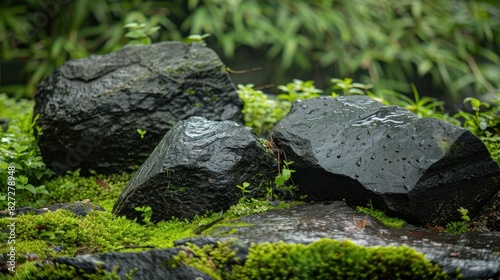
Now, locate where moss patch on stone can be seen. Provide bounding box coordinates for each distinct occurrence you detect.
[174,238,450,280]
[356,203,406,229]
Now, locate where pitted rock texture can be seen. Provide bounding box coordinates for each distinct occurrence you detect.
[271,96,500,226]
[34,41,243,175]
[113,117,277,222]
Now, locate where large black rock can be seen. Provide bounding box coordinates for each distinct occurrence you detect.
[113,117,277,222]
[271,96,500,226]
[34,42,243,175]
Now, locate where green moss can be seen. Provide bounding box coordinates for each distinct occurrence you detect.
[42,170,134,211]
[0,210,146,258]
[356,203,406,229]
[174,238,450,280]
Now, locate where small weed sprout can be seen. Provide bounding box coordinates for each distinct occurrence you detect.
[135,206,153,225]
[183,34,211,46]
[124,22,160,45]
[136,128,147,139]
[331,77,373,96]
[445,207,470,234]
[275,160,295,188]
[236,182,250,202]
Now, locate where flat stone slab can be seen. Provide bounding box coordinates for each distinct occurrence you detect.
[212,202,500,279]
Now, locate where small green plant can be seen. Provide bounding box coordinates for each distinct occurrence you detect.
[135,206,153,225]
[124,22,160,45]
[454,95,500,165]
[331,77,374,97]
[235,182,251,202]
[445,207,470,234]
[274,160,295,188]
[183,33,211,46]
[277,79,322,101]
[237,84,289,136]
[381,85,447,119]
[455,97,499,135]
[136,128,147,139]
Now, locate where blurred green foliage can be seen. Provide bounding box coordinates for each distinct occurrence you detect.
[183,0,500,99]
[0,0,185,99]
[1,0,499,100]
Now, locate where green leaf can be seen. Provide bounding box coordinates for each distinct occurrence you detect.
[282,169,292,181]
[22,184,37,194]
[17,175,28,185]
[479,118,488,130]
[275,176,285,187]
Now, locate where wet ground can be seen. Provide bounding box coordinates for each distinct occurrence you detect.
[211,202,500,279]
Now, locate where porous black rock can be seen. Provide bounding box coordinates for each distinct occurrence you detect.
[53,248,214,279]
[34,41,243,175]
[271,96,500,226]
[113,116,276,222]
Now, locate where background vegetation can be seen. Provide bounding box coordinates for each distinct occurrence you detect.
[1,0,499,102]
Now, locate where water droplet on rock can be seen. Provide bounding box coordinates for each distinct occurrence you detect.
[326,149,333,158]
[356,158,362,166]
[419,140,425,147]
[355,174,359,178]
[371,154,376,160]
[356,134,362,140]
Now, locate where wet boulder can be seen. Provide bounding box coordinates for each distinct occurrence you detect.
[113,116,276,222]
[34,41,243,175]
[271,96,500,226]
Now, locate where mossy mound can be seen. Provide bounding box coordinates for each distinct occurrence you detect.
[174,238,451,280]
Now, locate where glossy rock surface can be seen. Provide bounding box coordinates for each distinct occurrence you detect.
[113,117,276,222]
[271,96,500,226]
